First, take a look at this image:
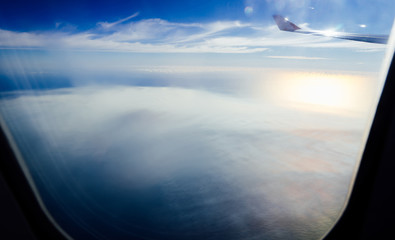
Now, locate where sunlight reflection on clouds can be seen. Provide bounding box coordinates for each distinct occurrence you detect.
[0,80,367,239]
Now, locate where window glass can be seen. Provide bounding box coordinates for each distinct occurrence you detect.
[0,1,394,239]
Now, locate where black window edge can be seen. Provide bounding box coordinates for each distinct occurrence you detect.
[323,45,395,239]
[0,121,71,240]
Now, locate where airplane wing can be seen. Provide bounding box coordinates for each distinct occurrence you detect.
[273,15,388,44]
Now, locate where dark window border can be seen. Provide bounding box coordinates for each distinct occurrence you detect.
[323,49,395,239]
[0,124,70,239]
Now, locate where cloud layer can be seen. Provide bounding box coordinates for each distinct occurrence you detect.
[0,85,364,239]
[0,14,385,53]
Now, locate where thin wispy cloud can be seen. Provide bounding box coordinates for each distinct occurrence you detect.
[98,12,140,29]
[0,15,385,53]
[267,56,330,60]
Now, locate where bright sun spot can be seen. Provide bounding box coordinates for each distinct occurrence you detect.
[290,76,349,107]
[322,29,337,37]
[272,72,376,113]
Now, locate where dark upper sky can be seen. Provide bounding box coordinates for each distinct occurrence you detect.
[1,0,249,31]
[1,0,394,33]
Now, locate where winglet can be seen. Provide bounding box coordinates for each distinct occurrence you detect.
[273,15,301,32]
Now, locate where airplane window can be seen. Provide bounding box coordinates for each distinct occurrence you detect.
[0,0,394,239]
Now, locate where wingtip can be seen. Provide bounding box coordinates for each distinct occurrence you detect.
[273,15,301,32]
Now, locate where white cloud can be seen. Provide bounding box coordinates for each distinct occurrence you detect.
[97,12,140,29]
[0,84,362,239]
[267,56,329,60]
[0,17,385,53]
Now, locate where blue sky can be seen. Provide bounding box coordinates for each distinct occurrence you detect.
[0,0,394,90]
[0,0,393,53]
[1,0,394,32]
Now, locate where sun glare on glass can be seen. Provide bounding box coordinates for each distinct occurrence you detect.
[275,72,374,112]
